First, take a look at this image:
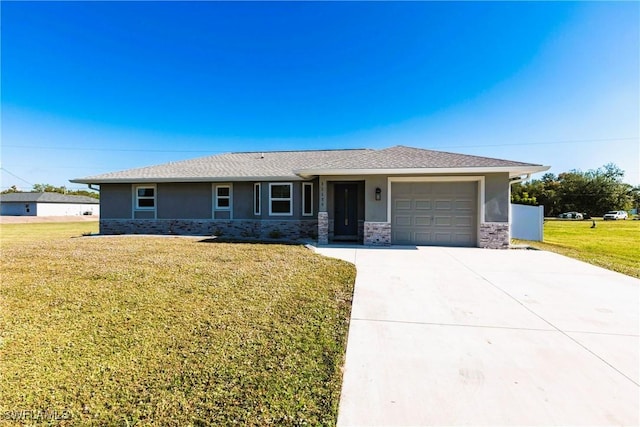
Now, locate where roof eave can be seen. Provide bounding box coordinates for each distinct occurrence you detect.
[70,175,304,184]
[294,165,550,179]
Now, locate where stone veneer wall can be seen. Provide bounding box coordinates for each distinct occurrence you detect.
[317,212,329,244]
[479,223,510,249]
[364,221,391,246]
[101,219,318,241]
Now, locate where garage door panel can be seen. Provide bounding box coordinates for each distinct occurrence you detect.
[434,216,452,226]
[455,200,474,210]
[415,200,431,210]
[434,232,452,243]
[393,230,413,244]
[415,216,431,226]
[391,181,477,247]
[435,200,452,210]
[454,232,473,242]
[414,232,433,242]
[395,199,412,210]
[395,215,412,226]
[435,183,452,194]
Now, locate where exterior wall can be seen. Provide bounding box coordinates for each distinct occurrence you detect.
[364,222,391,245]
[157,183,211,219]
[100,218,317,241]
[232,182,254,219]
[484,173,510,222]
[100,184,132,219]
[332,172,511,225]
[0,202,98,216]
[479,223,510,249]
[36,203,99,216]
[0,202,36,216]
[318,212,329,244]
[365,176,388,222]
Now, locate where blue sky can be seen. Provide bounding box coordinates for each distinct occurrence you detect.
[2,1,638,190]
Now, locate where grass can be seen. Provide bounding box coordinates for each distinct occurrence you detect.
[0,223,356,425]
[514,218,639,279]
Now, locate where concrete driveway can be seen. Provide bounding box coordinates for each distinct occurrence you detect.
[314,246,639,426]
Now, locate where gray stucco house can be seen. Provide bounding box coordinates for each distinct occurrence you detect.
[71,145,548,248]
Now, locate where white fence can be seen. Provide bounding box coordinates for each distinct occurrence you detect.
[511,204,544,241]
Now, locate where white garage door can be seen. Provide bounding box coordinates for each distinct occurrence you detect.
[391,181,477,246]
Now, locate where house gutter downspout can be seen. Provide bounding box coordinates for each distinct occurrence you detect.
[88,184,100,192]
[509,173,531,186]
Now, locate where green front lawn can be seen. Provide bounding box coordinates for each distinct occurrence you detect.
[0,223,356,425]
[514,218,639,279]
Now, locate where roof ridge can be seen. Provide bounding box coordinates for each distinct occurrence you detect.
[231,148,371,154]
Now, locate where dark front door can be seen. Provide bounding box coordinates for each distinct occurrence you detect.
[334,183,358,238]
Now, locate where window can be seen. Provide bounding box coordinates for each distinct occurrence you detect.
[136,186,155,209]
[215,185,231,209]
[302,182,313,216]
[254,183,261,215]
[269,183,292,216]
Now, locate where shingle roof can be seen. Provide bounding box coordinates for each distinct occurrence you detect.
[0,192,99,204]
[72,149,372,183]
[301,145,537,170]
[71,145,547,184]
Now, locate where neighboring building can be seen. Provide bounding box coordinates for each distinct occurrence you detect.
[71,145,548,248]
[0,192,100,217]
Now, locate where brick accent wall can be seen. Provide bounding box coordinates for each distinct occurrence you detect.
[100,219,317,241]
[479,223,510,249]
[317,212,329,244]
[364,221,391,246]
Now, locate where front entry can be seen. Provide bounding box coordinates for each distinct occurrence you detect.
[334,183,358,239]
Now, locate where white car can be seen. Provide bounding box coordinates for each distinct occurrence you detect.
[603,210,628,220]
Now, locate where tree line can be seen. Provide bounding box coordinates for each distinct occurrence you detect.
[511,163,639,217]
[1,184,99,199]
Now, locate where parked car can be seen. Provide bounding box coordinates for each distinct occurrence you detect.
[603,210,628,220]
[558,212,583,219]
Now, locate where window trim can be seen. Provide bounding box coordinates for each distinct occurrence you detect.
[134,185,156,211]
[215,184,232,210]
[268,183,293,216]
[302,182,313,216]
[254,183,261,216]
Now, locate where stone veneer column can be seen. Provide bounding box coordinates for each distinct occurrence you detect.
[479,223,510,249]
[318,212,329,244]
[364,221,391,246]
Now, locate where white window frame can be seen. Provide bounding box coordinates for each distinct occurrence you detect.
[134,185,156,210]
[214,184,232,210]
[302,182,313,216]
[269,183,293,216]
[254,183,261,216]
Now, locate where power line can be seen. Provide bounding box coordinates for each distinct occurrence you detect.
[0,168,34,186]
[430,137,639,149]
[2,145,221,153]
[1,136,638,153]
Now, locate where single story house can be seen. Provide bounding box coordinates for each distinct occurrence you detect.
[0,192,100,216]
[71,145,549,248]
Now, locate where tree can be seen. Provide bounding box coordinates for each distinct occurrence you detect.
[1,185,20,194]
[511,163,632,217]
[2,184,99,199]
